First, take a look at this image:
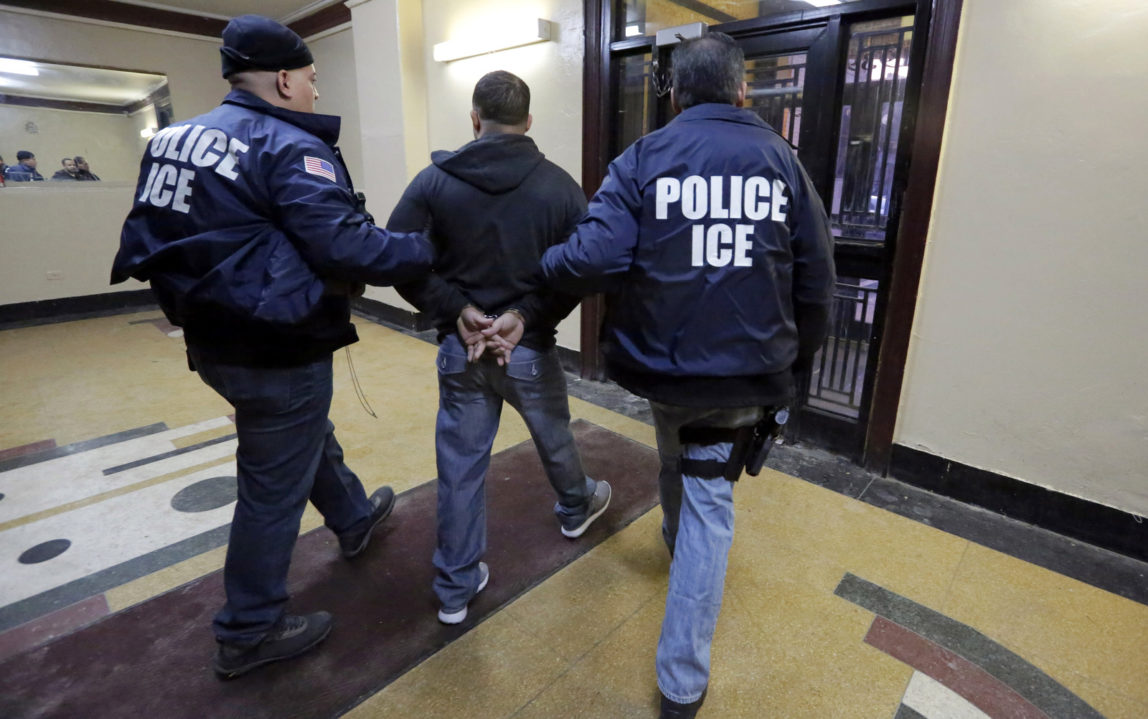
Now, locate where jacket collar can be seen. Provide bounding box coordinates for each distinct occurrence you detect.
[673,102,772,132]
[222,89,341,145]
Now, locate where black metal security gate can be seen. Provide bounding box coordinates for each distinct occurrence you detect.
[585,0,929,456]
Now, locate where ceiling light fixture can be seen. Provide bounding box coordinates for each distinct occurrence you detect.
[0,58,40,76]
[433,18,553,63]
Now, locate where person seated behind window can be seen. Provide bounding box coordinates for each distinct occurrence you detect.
[74,156,100,181]
[6,151,44,181]
[51,157,81,181]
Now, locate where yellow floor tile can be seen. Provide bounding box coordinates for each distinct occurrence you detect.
[512,592,666,719]
[713,536,912,719]
[345,609,570,719]
[1057,670,1148,719]
[941,541,1148,705]
[734,470,971,608]
[503,509,669,663]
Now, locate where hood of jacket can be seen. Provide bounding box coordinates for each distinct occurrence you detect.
[431,133,543,194]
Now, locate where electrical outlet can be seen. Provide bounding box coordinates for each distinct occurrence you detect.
[46,270,64,281]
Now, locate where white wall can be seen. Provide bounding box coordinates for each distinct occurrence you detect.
[895,0,1148,515]
[420,0,586,348]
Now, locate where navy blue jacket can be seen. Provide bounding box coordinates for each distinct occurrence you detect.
[5,162,44,182]
[112,90,434,367]
[388,133,585,350]
[541,103,836,407]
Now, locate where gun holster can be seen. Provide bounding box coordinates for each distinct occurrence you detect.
[678,406,790,482]
[354,191,375,225]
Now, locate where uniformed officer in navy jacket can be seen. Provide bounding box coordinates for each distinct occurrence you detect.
[541,32,836,718]
[112,15,435,678]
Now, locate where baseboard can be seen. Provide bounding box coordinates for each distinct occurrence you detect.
[0,290,157,330]
[890,444,1147,563]
[351,297,434,332]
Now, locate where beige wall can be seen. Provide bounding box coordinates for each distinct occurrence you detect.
[0,104,146,183]
[0,10,224,306]
[0,184,147,305]
[308,28,365,186]
[0,10,224,122]
[896,0,1148,515]
[419,0,586,349]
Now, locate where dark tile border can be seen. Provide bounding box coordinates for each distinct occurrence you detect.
[894,705,926,719]
[890,444,1148,564]
[0,290,157,331]
[0,422,168,473]
[102,433,236,475]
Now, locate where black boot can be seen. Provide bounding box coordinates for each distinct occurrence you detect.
[660,688,707,719]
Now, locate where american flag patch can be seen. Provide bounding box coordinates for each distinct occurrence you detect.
[303,156,336,182]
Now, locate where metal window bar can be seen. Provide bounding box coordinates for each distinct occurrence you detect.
[831,25,913,241]
[806,279,879,419]
[745,55,806,147]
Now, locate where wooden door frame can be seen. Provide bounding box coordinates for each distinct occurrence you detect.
[579,0,966,472]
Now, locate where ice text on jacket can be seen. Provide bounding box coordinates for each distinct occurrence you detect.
[137,125,250,214]
[654,175,789,268]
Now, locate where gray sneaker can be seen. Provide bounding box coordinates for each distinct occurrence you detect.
[437,561,490,625]
[561,479,612,539]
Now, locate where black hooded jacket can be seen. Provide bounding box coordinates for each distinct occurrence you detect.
[388,133,585,349]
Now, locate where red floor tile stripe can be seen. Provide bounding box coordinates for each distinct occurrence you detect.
[0,439,57,463]
[0,595,109,664]
[865,616,1050,719]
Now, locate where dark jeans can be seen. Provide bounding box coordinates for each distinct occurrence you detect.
[432,334,593,610]
[190,350,374,645]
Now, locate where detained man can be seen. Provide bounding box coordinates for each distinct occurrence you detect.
[387,70,611,625]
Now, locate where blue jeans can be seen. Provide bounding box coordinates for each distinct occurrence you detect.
[432,334,592,609]
[190,350,374,645]
[651,402,763,704]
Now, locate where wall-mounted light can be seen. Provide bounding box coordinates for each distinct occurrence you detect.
[433,18,553,63]
[140,127,157,139]
[803,0,841,7]
[0,58,40,76]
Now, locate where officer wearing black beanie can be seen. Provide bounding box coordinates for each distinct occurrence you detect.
[113,15,434,680]
[219,14,314,78]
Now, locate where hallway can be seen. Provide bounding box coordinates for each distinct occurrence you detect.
[1,311,1145,718]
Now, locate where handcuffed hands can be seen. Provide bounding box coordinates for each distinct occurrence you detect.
[457,305,494,363]
[456,306,525,366]
[481,311,525,366]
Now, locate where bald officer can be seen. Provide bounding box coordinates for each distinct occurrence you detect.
[112,15,434,678]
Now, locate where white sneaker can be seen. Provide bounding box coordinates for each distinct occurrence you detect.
[561,480,612,539]
[437,561,490,625]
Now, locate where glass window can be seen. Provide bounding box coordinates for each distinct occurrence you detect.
[618,0,871,40]
[829,16,915,241]
[744,52,806,147]
[614,52,654,153]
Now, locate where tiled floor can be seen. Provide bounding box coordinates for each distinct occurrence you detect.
[1,310,1146,718]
